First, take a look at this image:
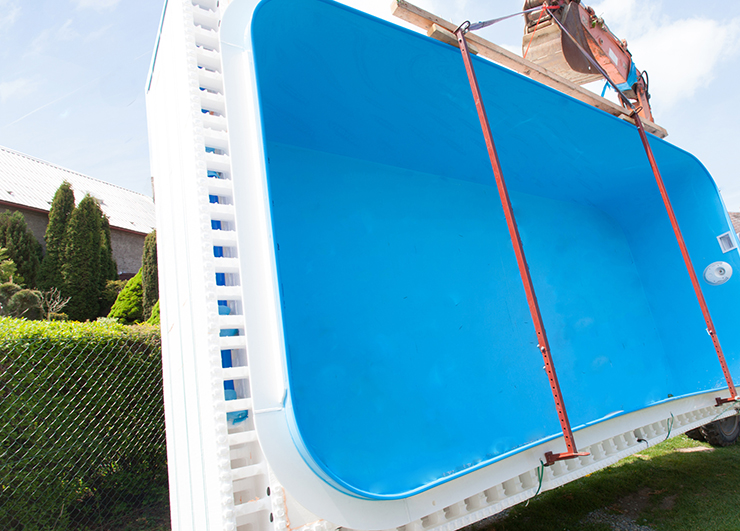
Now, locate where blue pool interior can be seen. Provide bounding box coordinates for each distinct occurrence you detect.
[249,0,740,498]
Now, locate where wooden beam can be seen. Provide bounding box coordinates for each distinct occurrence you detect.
[391,0,668,138]
[428,24,478,55]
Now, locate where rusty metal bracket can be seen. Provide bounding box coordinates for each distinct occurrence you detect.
[544,450,590,467]
[454,26,587,465]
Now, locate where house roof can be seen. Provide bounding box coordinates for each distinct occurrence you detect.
[0,146,155,235]
[729,212,740,236]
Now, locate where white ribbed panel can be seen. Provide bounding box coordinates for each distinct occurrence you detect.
[344,404,739,531]
[148,0,270,529]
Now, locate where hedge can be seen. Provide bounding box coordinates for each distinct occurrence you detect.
[0,317,166,530]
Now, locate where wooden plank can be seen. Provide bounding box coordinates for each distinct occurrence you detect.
[428,24,478,55]
[391,0,668,138]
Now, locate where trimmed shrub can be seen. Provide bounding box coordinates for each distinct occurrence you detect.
[5,289,43,320]
[0,211,42,288]
[48,311,69,321]
[62,195,103,321]
[108,270,143,324]
[146,299,160,326]
[0,317,165,530]
[0,282,21,312]
[141,230,158,320]
[38,181,75,291]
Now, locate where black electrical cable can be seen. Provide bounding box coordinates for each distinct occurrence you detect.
[640,70,650,95]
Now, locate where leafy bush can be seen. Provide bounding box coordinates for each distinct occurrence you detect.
[108,271,143,324]
[0,317,165,530]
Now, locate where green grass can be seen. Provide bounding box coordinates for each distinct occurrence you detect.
[96,501,171,531]
[477,435,740,531]
[99,435,740,531]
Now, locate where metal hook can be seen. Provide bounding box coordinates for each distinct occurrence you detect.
[455,20,471,35]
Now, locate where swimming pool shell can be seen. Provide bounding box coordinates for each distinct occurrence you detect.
[243,0,740,500]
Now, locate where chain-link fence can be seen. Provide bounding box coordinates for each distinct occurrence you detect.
[0,323,168,530]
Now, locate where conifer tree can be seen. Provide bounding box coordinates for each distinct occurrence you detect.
[62,195,102,321]
[98,215,119,318]
[0,211,42,288]
[108,269,143,324]
[38,181,76,290]
[0,247,23,285]
[99,279,126,317]
[141,230,158,320]
[99,215,118,282]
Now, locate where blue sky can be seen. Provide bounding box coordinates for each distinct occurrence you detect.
[1,0,738,211]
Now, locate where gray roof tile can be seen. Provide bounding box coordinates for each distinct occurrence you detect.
[729,212,740,236]
[0,146,155,234]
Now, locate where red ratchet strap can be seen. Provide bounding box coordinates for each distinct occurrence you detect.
[454,22,588,466]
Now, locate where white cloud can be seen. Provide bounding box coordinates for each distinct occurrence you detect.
[589,0,660,36]
[0,78,37,104]
[0,0,21,22]
[26,19,81,55]
[590,0,740,109]
[338,0,468,29]
[28,27,51,54]
[84,24,112,43]
[56,19,79,41]
[421,0,470,26]
[73,0,121,11]
[0,0,20,34]
[631,18,740,109]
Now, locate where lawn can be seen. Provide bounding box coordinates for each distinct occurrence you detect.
[122,434,739,531]
[96,502,171,531]
[471,434,740,531]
